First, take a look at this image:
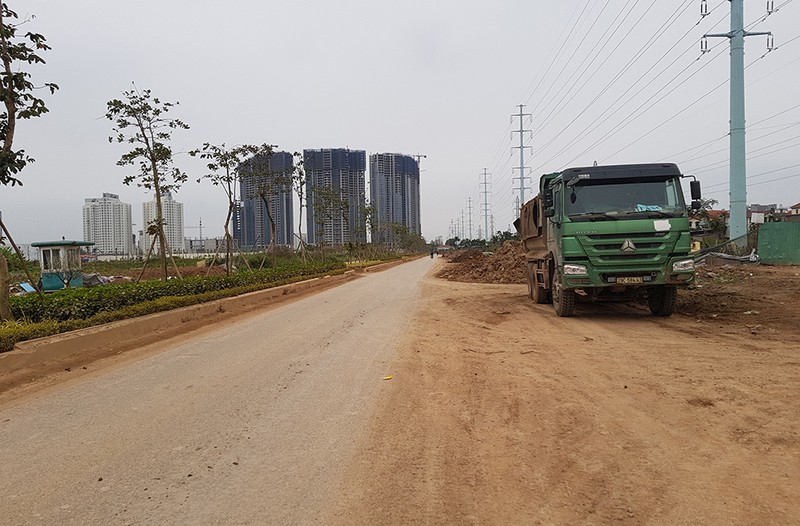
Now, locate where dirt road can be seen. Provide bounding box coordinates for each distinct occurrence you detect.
[331,260,800,525]
[1,257,798,525]
[0,258,429,525]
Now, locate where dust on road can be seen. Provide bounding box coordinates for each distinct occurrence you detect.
[331,259,800,525]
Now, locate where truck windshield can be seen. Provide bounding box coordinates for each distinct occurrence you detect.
[566,178,685,219]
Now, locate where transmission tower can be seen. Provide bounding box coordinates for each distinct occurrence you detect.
[467,198,473,240]
[511,104,533,203]
[703,0,772,243]
[480,169,491,240]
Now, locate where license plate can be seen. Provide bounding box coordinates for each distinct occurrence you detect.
[617,276,643,284]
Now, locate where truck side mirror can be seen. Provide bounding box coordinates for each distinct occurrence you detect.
[690,180,701,200]
[691,200,702,211]
[543,208,555,218]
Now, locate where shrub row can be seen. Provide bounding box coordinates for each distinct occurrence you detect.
[0,264,349,353]
[10,261,345,323]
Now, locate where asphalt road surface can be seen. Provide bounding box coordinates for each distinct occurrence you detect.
[0,258,432,525]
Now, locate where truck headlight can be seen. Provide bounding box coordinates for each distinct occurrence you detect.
[672,259,694,272]
[564,264,588,275]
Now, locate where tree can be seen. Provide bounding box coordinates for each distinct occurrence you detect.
[238,145,295,255]
[190,142,257,275]
[388,223,426,252]
[311,185,348,251]
[106,86,188,281]
[0,4,58,320]
[290,152,308,255]
[490,230,519,247]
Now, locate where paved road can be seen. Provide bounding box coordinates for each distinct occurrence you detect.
[0,258,431,525]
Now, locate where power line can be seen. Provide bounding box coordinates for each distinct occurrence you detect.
[528,0,608,118]
[534,16,730,171]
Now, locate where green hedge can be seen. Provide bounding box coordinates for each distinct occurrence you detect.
[10,261,344,323]
[0,263,347,353]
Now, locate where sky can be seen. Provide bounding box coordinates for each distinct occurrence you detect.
[6,0,800,250]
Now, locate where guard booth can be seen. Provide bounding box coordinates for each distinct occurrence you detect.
[31,240,95,291]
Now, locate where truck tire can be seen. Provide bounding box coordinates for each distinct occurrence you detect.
[552,269,576,317]
[648,285,678,316]
[531,262,550,304]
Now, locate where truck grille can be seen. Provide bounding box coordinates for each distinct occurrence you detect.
[578,232,677,267]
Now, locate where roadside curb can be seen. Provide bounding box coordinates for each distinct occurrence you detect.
[0,271,358,393]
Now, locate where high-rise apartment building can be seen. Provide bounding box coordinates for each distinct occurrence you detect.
[304,148,366,246]
[83,193,134,256]
[235,151,294,249]
[369,153,421,244]
[142,192,185,254]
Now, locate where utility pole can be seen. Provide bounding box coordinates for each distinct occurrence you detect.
[460,210,466,240]
[490,215,495,238]
[704,0,772,243]
[467,198,473,240]
[511,104,532,203]
[514,195,520,218]
[480,169,491,240]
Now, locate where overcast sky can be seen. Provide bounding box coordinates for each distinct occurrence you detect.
[7,0,800,248]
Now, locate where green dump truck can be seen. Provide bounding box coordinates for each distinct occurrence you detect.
[513,163,701,317]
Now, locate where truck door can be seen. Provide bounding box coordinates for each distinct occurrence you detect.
[548,185,563,263]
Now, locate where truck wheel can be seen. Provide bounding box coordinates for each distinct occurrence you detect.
[531,262,550,304]
[648,286,678,316]
[552,269,576,317]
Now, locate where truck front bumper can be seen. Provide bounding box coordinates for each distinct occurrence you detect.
[563,256,695,288]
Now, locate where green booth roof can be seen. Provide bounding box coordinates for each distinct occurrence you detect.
[31,240,95,247]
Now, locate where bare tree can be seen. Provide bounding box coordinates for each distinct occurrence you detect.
[106,86,188,281]
[238,145,296,255]
[290,152,308,257]
[190,143,257,276]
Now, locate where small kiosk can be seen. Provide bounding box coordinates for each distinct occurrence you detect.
[31,240,95,291]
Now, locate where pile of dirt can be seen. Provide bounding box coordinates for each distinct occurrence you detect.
[444,249,486,264]
[677,263,800,337]
[437,241,526,284]
[438,245,799,337]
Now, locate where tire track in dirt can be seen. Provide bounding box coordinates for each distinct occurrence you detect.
[329,266,800,525]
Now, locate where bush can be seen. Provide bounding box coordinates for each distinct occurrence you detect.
[10,260,345,323]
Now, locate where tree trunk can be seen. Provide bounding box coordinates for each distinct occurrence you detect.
[224,203,234,276]
[0,253,12,321]
[260,195,277,254]
[151,163,168,281]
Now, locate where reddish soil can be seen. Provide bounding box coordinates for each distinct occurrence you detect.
[437,245,800,338]
[111,264,229,281]
[437,241,526,284]
[331,259,800,525]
